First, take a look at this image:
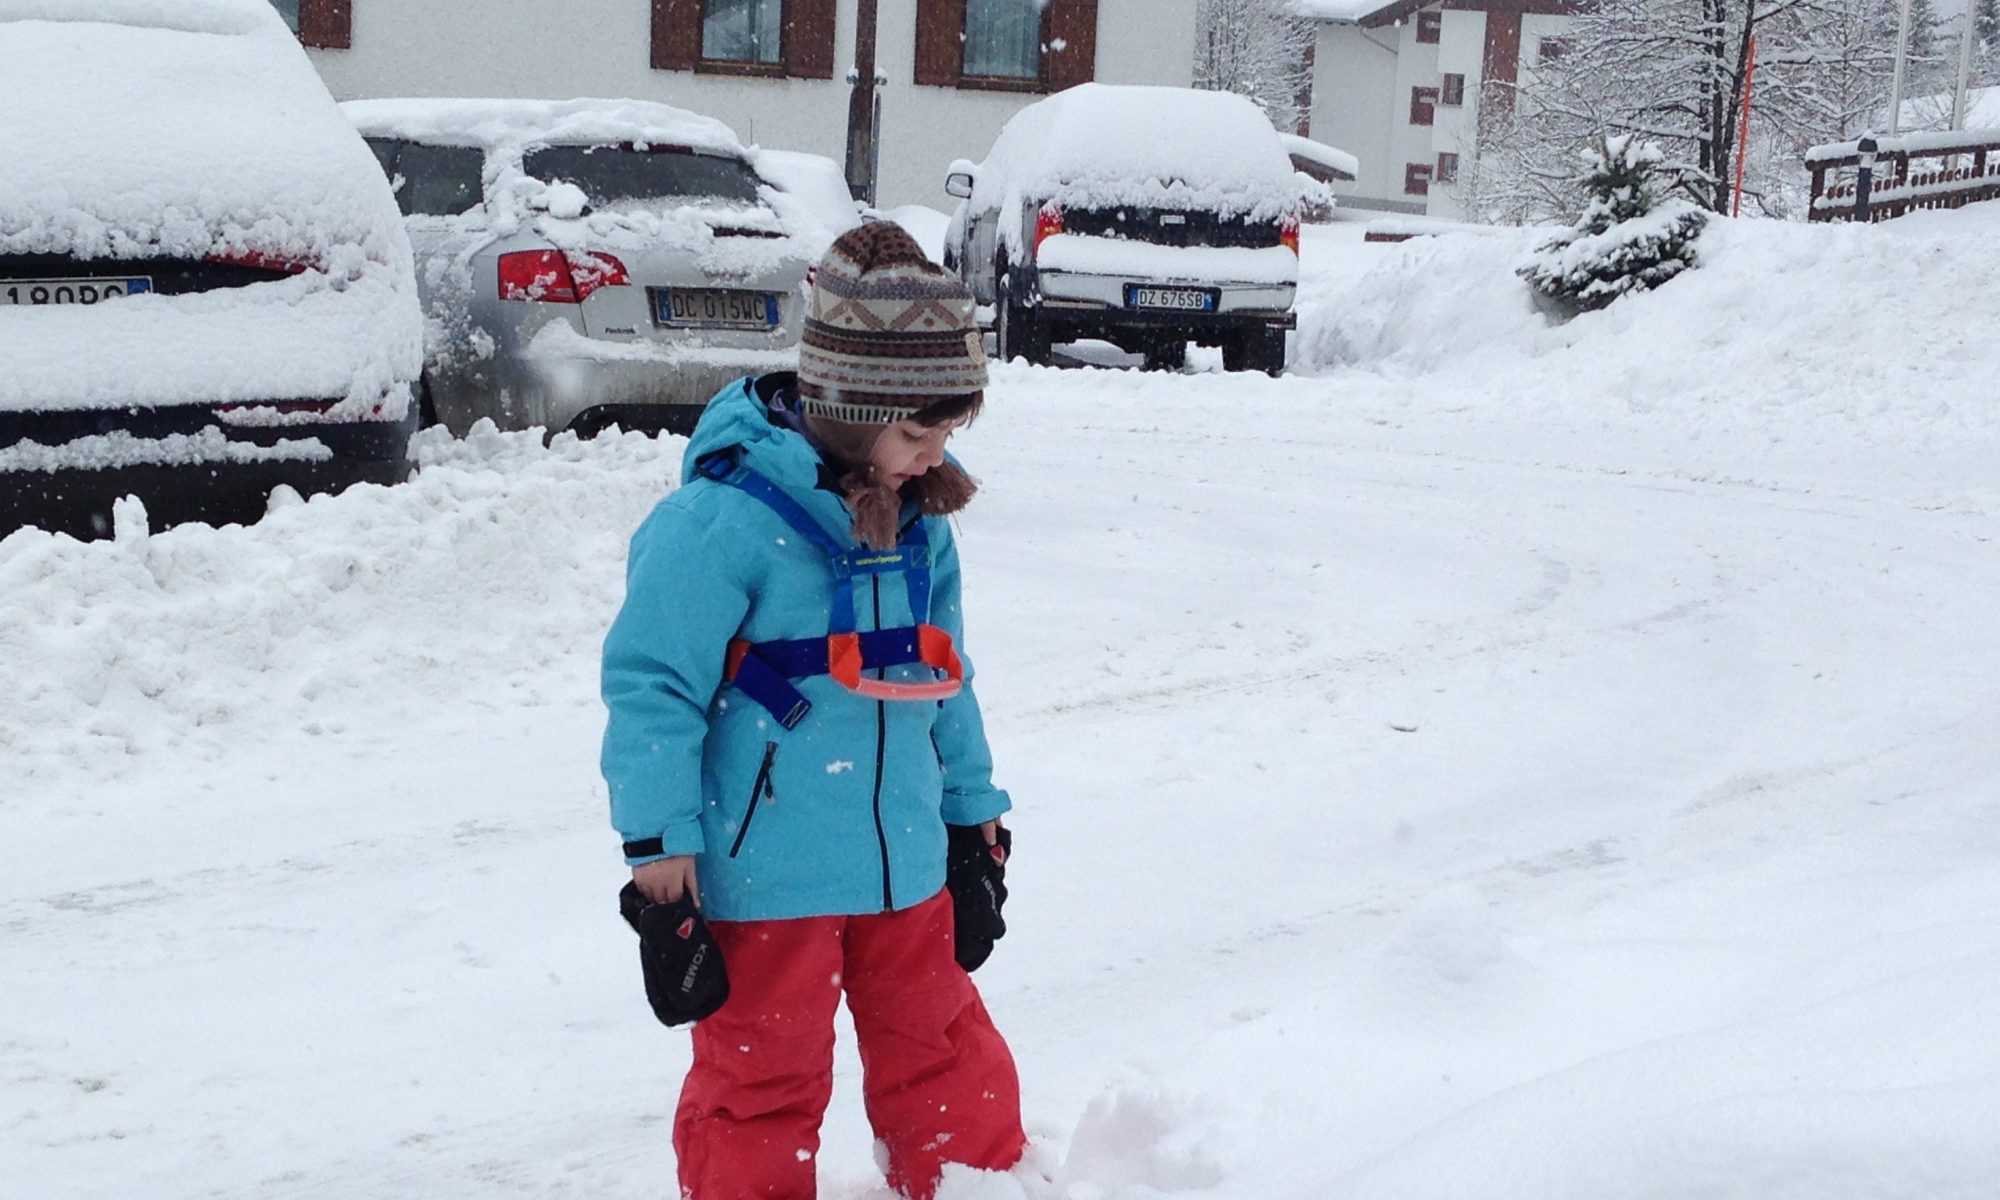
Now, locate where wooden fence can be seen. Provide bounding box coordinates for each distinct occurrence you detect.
[1807,131,2000,223]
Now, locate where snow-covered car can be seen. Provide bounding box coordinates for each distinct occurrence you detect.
[942,84,1304,375]
[345,98,821,439]
[0,0,424,538]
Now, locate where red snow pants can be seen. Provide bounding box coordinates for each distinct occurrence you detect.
[672,887,1026,1200]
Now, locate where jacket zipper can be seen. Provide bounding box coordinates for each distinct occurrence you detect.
[870,576,894,910]
[728,740,778,859]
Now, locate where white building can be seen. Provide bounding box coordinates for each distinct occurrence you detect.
[276,0,1199,210]
[1298,0,1576,220]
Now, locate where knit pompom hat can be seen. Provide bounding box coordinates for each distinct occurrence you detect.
[796,223,986,549]
[797,222,988,419]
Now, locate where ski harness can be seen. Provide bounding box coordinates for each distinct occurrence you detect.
[697,452,964,731]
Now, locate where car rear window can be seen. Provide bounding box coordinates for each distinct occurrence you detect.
[367,138,484,217]
[522,145,762,206]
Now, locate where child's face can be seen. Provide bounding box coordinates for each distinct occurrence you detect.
[870,416,960,489]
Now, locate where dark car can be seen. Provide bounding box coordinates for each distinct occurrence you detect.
[0,0,423,538]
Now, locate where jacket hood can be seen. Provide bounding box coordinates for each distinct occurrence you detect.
[681,376,824,492]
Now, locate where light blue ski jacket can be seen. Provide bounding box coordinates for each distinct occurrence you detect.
[600,376,1011,922]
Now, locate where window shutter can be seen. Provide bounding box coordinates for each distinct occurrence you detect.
[652,0,702,71]
[783,0,837,79]
[297,0,351,49]
[1042,0,1097,92]
[914,0,966,86]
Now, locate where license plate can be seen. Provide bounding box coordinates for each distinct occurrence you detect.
[0,277,152,306]
[1126,285,1216,311]
[655,287,779,330]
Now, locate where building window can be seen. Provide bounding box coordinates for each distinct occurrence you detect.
[1405,163,1433,195]
[653,0,836,79]
[915,0,1097,93]
[1410,86,1438,126]
[1436,152,1459,183]
[1415,10,1441,44]
[1441,73,1465,106]
[1538,37,1571,64]
[291,0,350,49]
[702,0,783,65]
[964,0,1043,79]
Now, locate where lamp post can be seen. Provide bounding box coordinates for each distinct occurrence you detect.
[1855,136,1878,223]
[844,0,881,205]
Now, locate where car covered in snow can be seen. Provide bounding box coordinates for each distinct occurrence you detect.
[0,0,424,538]
[942,84,1305,375]
[345,98,830,439]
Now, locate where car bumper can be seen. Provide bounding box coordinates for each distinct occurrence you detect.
[0,399,416,539]
[1035,271,1296,335]
[465,331,796,438]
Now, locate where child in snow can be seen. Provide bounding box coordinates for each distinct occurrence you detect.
[601,223,1025,1200]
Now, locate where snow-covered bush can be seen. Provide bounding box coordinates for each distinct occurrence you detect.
[1518,135,1708,316]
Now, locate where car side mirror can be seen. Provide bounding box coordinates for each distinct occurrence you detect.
[944,159,979,199]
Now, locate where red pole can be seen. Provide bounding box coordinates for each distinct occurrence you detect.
[1733,35,1758,218]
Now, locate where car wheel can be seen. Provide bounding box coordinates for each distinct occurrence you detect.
[417,374,441,429]
[1223,328,1286,377]
[1142,338,1187,372]
[995,271,1050,366]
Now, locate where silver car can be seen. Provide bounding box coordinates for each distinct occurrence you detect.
[344,98,814,438]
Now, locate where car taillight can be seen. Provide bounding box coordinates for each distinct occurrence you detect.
[1033,203,1064,252]
[1280,214,1301,256]
[207,249,315,275]
[496,250,630,303]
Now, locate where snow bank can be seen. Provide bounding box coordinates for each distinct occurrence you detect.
[1294,204,2000,447]
[969,84,1301,223]
[0,424,681,787]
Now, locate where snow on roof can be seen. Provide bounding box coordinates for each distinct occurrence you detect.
[0,0,403,265]
[340,97,749,159]
[1287,0,1406,23]
[972,84,1302,220]
[1281,133,1360,182]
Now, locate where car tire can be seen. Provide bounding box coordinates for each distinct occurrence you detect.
[1223,328,1286,377]
[1142,339,1188,372]
[417,374,441,429]
[995,271,1050,366]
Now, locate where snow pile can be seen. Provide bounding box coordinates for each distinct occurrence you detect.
[1295,203,2000,447]
[967,84,1302,224]
[0,424,680,788]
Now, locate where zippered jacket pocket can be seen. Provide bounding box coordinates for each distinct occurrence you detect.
[728,741,778,859]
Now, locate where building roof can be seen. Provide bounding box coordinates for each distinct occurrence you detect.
[1293,0,1578,28]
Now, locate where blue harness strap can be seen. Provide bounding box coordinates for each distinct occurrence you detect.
[699,453,953,729]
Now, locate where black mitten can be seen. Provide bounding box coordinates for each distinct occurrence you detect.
[945,824,1011,972]
[619,882,729,1027]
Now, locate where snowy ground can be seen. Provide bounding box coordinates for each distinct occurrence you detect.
[5,208,1999,1199]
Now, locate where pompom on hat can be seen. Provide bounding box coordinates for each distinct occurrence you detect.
[796,222,988,423]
